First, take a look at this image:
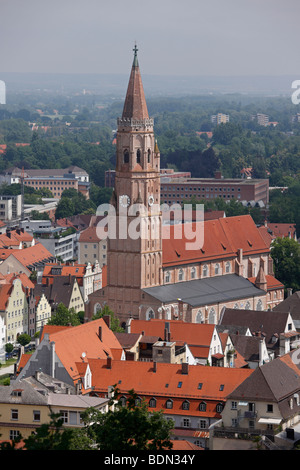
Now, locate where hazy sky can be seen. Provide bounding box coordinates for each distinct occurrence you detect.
[1,0,299,76]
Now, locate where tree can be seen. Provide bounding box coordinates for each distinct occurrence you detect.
[17,334,31,347]
[270,237,300,292]
[48,303,81,326]
[23,413,93,450]
[92,305,124,332]
[81,388,173,450]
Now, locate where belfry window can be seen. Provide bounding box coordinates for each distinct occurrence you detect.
[124,149,129,163]
[148,149,151,163]
[137,149,141,164]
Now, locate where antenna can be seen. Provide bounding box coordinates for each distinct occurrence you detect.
[21,166,25,221]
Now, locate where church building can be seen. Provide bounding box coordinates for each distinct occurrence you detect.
[85,46,283,327]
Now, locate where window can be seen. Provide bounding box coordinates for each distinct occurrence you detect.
[267,404,273,413]
[177,381,182,388]
[136,149,141,164]
[120,396,127,407]
[183,418,190,428]
[231,401,237,410]
[148,149,151,163]
[11,409,18,420]
[215,263,220,275]
[202,265,208,277]
[199,420,206,429]
[191,267,196,279]
[198,383,203,390]
[225,261,231,273]
[33,410,41,422]
[149,398,156,408]
[216,403,223,413]
[123,149,129,163]
[166,399,173,409]
[219,384,224,391]
[165,271,170,283]
[60,410,68,423]
[182,400,190,410]
[9,430,20,440]
[196,310,204,324]
[199,402,206,412]
[178,269,184,281]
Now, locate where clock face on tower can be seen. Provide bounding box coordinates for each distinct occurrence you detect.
[148,195,154,206]
[119,194,130,208]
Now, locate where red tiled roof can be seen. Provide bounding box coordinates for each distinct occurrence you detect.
[162,215,269,267]
[248,274,283,291]
[7,243,54,267]
[86,359,253,414]
[39,319,124,384]
[130,319,215,348]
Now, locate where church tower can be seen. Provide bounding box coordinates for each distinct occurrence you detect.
[102,45,162,322]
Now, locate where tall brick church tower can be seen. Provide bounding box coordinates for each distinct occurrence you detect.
[99,45,163,323]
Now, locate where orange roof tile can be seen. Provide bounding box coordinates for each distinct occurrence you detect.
[7,243,54,267]
[130,319,216,348]
[86,359,253,412]
[39,319,124,383]
[162,215,269,267]
[4,272,35,290]
[248,274,283,291]
[0,284,12,310]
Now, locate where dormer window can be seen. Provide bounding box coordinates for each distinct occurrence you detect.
[166,399,173,409]
[182,400,190,410]
[199,401,206,412]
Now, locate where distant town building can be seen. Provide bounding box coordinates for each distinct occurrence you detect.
[0,80,5,105]
[211,113,229,124]
[160,171,269,207]
[256,113,269,127]
[0,166,90,199]
[0,195,22,222]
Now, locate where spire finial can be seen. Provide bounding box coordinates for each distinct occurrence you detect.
[133,42,139,67]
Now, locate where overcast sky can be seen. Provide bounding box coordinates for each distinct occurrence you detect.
[0,0,299,76]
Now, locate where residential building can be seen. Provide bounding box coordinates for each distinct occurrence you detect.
[35,293,52,334]
[41,261,102,302]
[211,113,229,124]
[256,113,269,126]
[15,319,125,387]
[0,373,109,441]
[34,275,85,314]
[0,277,29,344]
[0,243,55,281]
[81,357,252,449]
[0,195,22,222]
[78,225,107,267]
[273,291,300,332]
[212,352,300,450]
[219,307,300,359]
[127,319,229,367]
[33,225,77,262]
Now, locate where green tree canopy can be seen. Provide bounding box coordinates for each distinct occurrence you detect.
[270,237,300,292]
[81,387,173,451]
[48,303,81,326]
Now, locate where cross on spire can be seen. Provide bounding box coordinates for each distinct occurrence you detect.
[132,42,139,67]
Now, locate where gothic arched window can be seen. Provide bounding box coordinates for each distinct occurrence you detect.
[147,149,151,163]
[123,149,129,163]
[203,265,208,277]
[208,307,216,324]
[136,149,141,164]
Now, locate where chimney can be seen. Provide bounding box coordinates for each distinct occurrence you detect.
[181,362,189,375]
[287,288,293,297]
[103,315,111,329]
[259,338,264,367]
[107,356,112,369]
[98,326,102,341]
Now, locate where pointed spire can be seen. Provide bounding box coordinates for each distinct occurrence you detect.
[121,44,149,121]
